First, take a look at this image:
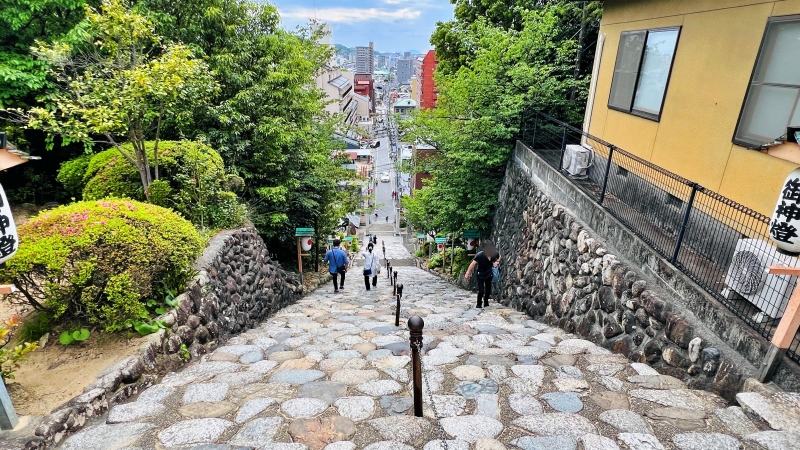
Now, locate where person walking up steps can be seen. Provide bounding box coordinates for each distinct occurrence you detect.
[323,239,349,293]
[363,243,381,290]
[465,240,502,309]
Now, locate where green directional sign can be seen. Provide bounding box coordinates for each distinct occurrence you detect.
[295,227,315,237]
[435,237,447,243]
[463,229,480,238]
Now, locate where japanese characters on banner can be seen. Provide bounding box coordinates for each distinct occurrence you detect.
[0,184,19,264]
[770,168,800,255]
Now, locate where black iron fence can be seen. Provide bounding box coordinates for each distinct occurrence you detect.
[519,110,800,364]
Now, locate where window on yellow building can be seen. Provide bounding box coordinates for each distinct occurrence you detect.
[608,27,681,121]
[734,15,800,148]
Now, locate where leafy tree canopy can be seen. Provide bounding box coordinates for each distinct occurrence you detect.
[404,4,601,236]
[0,0,92,108]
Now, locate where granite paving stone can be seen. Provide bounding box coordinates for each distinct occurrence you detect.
[513,413,597,439]
[235,398,277,423]
[107,401,166,423]
[510,436,577,450]
[334,396,376,421]
[580,434,621,450]
[183,383,230,405]
[618,433,665,450]
[269,369,326,384]
[229,417,283,447]
[59,423,153,450]
[157,418,234,447]
[281,397,329,418]
[599,409,651,434]
[672,432,742,450]
[508,393,544,415]
[440,415,504,443]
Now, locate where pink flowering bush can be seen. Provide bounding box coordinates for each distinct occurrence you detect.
[0,200,203,329]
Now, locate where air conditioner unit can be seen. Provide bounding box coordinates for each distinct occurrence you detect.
[723,238,799,320]
[561,144,593,179]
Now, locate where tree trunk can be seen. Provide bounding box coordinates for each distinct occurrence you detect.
[570,1,588,102]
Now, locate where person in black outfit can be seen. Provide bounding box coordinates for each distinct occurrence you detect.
[465,240,502,309]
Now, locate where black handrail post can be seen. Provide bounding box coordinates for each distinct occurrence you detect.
[671,183,700,264]
[558,124,568,171]
[409,316,424,417]
[395,284,403,327]
[598,145,616,205]
[393,271,398,293]
[387,261,392,281]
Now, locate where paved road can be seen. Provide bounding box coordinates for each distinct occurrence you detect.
[56,240,777,450]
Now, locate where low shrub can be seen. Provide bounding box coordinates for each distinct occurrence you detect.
[0,199,204,331]
[59,141,247,229]
[428,252,444,269]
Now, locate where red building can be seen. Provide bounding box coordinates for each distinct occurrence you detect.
[353,74,375,112]
[419,50,438,110]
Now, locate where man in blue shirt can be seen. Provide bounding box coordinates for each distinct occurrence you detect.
[323,239,350,293]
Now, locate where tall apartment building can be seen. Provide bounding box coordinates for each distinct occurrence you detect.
[396,59,414,84]
[419,50,438,109]
[376,55,387,69]
[356,42,374,74]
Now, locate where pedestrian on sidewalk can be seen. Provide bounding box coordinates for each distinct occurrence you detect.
[363,243,381,290]
[385,216,389,222]
[465,240,502,309]
[323,239,349,293]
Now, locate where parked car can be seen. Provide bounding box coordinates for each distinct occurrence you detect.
[380,173,391,183]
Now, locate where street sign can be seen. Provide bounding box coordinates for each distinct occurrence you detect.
[345,236,354,242]
[435,238,447,243]
[295,227,314,237]
[463,229,480,238]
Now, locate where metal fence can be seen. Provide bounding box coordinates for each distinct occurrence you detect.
[519,110,800,364]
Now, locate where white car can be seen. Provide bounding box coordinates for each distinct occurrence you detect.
[380,173,391,183]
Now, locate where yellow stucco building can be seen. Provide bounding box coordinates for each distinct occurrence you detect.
[586,0,800,215]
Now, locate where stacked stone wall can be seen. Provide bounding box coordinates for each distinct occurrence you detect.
[492,162,747,402]
[25,227,303,449]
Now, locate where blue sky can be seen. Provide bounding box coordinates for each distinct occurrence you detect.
[270,0,455,53]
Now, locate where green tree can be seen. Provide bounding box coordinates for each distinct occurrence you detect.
[0,0,90,108]
[137,0,355,256]
[404,6,594,235]
[5,0,218,199]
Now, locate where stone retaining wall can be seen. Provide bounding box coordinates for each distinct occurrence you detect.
[491,161,756,403]
[24,228,304,449]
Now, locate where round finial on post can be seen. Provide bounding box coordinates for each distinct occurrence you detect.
[393,270,398,279]
[397,283,403,297]
[408,315,424,332]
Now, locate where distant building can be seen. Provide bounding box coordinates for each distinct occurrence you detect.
[316,67,357,127]
[376,55,387,69]
[356,42,374,75]
[396,59,414,84]
[393,98,416,116]
[403,52,411,59]
[354,73,375,112]
[419,50,438,109]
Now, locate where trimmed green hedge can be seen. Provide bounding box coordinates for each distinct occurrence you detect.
[0,199,204,330]
[59,141,247,229]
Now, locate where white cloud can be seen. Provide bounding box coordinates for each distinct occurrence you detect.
[280,7,421,23]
